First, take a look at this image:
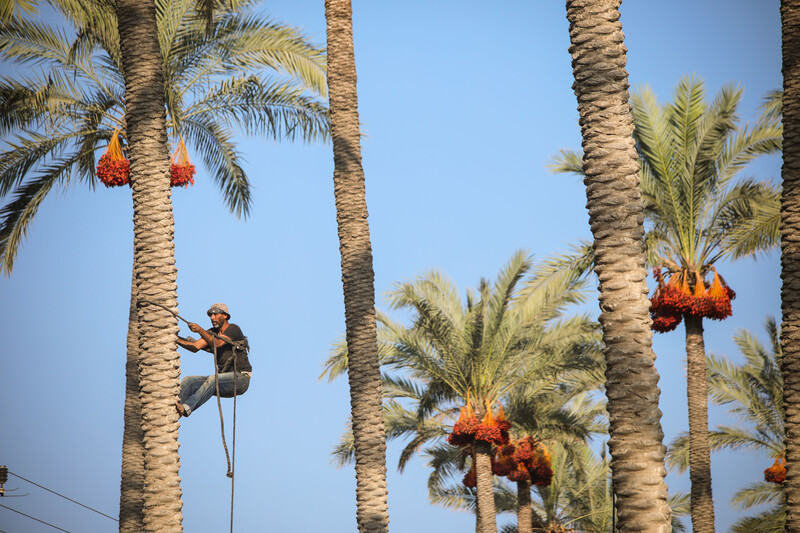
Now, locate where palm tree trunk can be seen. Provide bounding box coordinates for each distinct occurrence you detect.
[115,0,183,531]
[564,1,671,531]
[474,441,498,533]
[780,1,800,530]
[324,1,389,532]
[119,270,144,532]
[516,479,532,533]
[684,315,715,532]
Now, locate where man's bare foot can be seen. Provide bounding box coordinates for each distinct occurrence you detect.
[175,402,188,417]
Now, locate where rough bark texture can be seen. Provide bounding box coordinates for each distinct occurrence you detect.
[565,1,671,531]
[473,441,498,533]
[683,315,715,532]
[782,1,800,530]
[324,1,390,532]
[516,479,532,533]
[115,0,183,531]
[119,271,145,532]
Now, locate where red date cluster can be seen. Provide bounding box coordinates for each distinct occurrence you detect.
[497,437,553,486]
[96,131,130,187]
[96,154,131,187]
[765,456,786,484]
[170,163,196,187]
[650,268,735,333]
[170,139,196,188]
[462,466,477,488]
[447,402,511,448]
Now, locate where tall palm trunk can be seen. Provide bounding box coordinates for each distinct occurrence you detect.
[683,315,714,532]
[324,1,389,532]
[473,441,498,533]
[119,271,144,532]
[115,0,183,531]
[565,1,671,531]
[516,479,532,533]
[781,1,800,530]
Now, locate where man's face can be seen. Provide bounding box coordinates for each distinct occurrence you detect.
[209,312,227,328]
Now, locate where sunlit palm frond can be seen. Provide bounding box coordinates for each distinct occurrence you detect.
[667,428,777,473]
[666,76,708,183]
[714,180,779,260]
[715,121,782,187]
[758,90,782,124]
[0,0,36,22]
[0,16,75,67]
[187,75,329,141]
[181,115,251,217]
[730,508,785,533]
[546,148,583,176]
[731,480,784,510]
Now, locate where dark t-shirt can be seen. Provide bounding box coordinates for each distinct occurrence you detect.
[205,323,252,373]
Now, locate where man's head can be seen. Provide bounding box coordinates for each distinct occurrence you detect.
[207,303,230,328]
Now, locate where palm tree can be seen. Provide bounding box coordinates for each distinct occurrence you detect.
[0,2,328,529]
[440,442,690,533]
[0,0,328,272]
[779,1,800,529]
[667,318,786,532]
[552,77,781,532]
[114,0,181,529]
[324,1,389,532]
[324,250,601,533]
[428,397,607,533]
[563,1,672,530]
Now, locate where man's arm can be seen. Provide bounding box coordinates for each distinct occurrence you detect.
[176,335,207,353]
[188,322,230,349]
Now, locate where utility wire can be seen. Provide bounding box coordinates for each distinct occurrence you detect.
[9,471,118,522]
[0,502,72,533]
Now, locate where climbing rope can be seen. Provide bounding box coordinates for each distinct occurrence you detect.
[211,337,238,533]
[139,298,242,532]
[211,339,234,478]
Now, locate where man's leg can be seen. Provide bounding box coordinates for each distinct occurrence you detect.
[181,375,217,416]
[180,375,207,404]
[181,373,251,416]
[215,372,250,397]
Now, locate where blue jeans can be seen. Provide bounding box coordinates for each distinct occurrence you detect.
[179,372,250,416]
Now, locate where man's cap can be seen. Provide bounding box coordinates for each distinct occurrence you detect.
[207,303,230,318]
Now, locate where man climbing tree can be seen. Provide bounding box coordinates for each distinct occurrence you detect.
[175,303,252,417]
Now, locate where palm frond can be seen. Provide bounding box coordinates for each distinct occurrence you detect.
[731,480,784,510]
[182,116,252,218]
[186,74,329,142]
[0,164,68,275]
[546,148,584,176]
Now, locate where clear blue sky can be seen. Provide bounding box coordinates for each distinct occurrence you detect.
[0,0,782,531]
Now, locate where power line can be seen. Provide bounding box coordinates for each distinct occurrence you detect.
[8,471,118,522]
[0,502,73,533]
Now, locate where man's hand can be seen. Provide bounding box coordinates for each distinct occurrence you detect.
[188,322,203,334]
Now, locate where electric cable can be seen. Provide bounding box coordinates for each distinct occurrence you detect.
[8,471,118,522]
[0,502,73,532]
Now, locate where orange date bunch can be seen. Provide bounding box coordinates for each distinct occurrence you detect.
[495,437,553,487]
[96,129,130,187]
[649,267,736,333]
[170,138,196,188]
[764,456,786,484]
[447,400,511,448]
